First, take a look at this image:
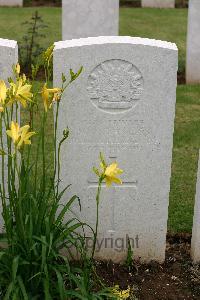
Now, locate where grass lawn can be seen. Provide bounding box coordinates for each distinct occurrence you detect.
[0,7,61,49]
[120,7,187,73]
[0,7,187,71]
[0,7,199,233]
[170,85,200,233]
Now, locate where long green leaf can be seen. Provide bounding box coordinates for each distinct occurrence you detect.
[4,282,14,300]
[55,195,80,226]
[17,276,28,300]
[53,267,65,300]
[12,256,19,283]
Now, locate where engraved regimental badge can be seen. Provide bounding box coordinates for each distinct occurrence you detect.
[87,59,144,114]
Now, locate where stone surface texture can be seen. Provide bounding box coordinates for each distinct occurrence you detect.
[191,150,200,263]
[0,0,23,6]
[186,0,200,83]
[54,36,178,263]
[142,0,175,8]
[0,38,18,80]
[62,0,119,40]
[0,38,18,229]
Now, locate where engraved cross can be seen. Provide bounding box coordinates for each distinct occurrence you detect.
[88,155,137,231]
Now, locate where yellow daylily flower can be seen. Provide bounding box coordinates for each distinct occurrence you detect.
[6,121,20,144]
[17,125,36,148]
[10,79,33,108]
[6,121,36,149]
[104,162,123,187]
[42,84,61,112]
[0,80,7,104]
[112,285,130,299]
[94,153,123,187]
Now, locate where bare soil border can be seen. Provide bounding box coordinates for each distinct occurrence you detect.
[96,233,200,299]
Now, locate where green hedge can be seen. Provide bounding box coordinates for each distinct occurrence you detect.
[120,0,188,8]
[24,0,61,6]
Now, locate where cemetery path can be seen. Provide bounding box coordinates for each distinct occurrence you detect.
[96,234,200,299]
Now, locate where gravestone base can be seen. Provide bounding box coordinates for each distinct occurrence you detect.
[142,0,175,8]
[0,0,23,6]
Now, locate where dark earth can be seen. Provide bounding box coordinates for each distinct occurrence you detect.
[96,234,200,299]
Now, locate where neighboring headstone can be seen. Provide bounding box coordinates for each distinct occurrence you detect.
[0,0,23,6]
[54,36,178,263]
[0,38,18,230]
[191,150,200,263]
[142,0,175,8]
[186,0,200,84]
[62,0,119,40]
[0,38,18,80]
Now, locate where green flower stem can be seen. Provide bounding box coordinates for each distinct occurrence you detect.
[5,108,12,198]
[0,115,9,238]
[53,100,60,185]
[34,121,42,194]
[42,112,47,192]
[26,103,34,169]
[0,115,5,200]
[54,82,67,195]
[92,176,103,260]
[56,133,68,197]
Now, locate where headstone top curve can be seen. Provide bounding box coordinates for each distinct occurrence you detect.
[0,38,17,49]
[55,36,178,51]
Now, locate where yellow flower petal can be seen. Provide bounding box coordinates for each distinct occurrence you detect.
[111,177,122,185]
[10,79,33,108]
[7,122,35,149]
[42,84,62,112]
[104,162,123,187]
[105,178,112,187]
[15,63,20,75]
[6,121,20,144]
[112,285,130,299]
[0,80,7,104]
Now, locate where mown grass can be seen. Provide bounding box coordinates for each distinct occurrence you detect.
[0,6,199,233]
[0,7,61,49]
[169,86,200,232]
[0,7,187,71]
[120,8,187,72]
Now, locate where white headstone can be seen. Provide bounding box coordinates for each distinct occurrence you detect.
[62,0,119,40]
[186,0,200,84]
[0,0,23,6]
[142,0,175,8]
[191,150,200,263]
[0,38,18,80]
[54,36,178,263]
[0,38,18,230]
